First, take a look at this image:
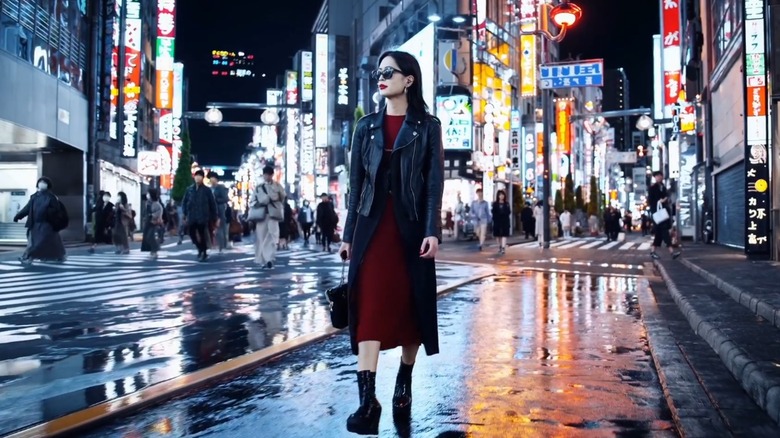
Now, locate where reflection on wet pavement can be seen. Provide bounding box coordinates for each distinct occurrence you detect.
[85,271,676,437]
[0,262,483,436]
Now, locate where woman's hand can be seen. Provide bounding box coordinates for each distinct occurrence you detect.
[339,242,352,261]
[419,236,439,259]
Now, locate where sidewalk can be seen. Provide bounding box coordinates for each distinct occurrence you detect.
[653,243,780,427]
[76,269,674,437]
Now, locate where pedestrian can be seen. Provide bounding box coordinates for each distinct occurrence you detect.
[112,192,132,254]
[339,50,444,435]
[534,201,544,246]
[182,170,218,262]
[316,193,338,252]
[127,205,137,241]
[588,212,600,236]
[89,191,114,253]
[471,188,491,251]
[560,208,572,238]
[491,190,511,254]
[520,202,534,239]
[453,196,464,240]
[249,165,286,269]
[623,211,633,233]
[165,199,177,236]
[208,171,230,254]
[648,171,681,260]
[298,200,315,244]
[444,210,454,237]
[278,199,292,250]
[13,176,67,265]
[141,188,163,260]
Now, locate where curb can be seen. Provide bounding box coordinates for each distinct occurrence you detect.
[654,261,780,426]
[7,270,495,438]
[680,258,780,330]
[636,264,728,437]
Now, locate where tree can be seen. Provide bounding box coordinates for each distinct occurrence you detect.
[564,175,575,212]
[588,176,599,216]
[575,185,585,211]
[352,106,365,138]
[554,189,564,214]
[171,129,193,203]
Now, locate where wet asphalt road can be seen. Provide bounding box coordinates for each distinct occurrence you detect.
[85,270,676,437]
[0,241,488,436]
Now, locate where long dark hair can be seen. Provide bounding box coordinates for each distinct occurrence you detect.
[117,191,128,206]
[378,50,428,115]
[148,188,160,202]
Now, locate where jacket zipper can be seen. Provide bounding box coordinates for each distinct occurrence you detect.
[410,138,419,221]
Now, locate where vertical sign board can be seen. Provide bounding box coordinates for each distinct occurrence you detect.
[285,71,299,191]
[301,51,313,102]
[661,0,681,107]
[556,100,572,179]
[315,34,329,148]
[335,36,351,120]
[520,34,536,97]
[743,0,771,257]
[171,63,184,180]
[121,0,142,158]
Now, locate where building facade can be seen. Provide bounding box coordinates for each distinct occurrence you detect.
[691,0,777,259]
[0,0,91,242]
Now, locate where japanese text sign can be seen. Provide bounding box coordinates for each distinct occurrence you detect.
[662,0,681,106]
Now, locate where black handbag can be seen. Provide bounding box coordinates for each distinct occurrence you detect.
[325,262,348,329]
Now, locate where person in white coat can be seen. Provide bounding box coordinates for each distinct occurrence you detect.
[250,166,286,269]
[533,201,544,247]
[560,209,572,238]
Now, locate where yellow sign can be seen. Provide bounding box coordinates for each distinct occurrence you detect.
[520,34,536,97]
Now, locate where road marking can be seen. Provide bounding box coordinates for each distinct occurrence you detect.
[598,241,621,250]
[619,242,635,250]
[637,241,653,251]
[557,240,590,249]
[579,240,604,249]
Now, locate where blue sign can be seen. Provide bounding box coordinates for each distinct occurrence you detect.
[539,59,604,89]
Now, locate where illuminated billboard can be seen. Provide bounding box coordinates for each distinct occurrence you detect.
[520,34,536,97]
[661,0,681,106]
[397,24,435,112]
[121,0,142,158]
[436,95,472,150]
[301,51,313,102]
[315,34,329,148]
[211,50,255,78]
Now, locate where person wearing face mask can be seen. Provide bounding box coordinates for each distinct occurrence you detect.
[141,188,163,260]
[89,191,114,254]
[112,192,132,254]
[13,176,67,265]
[182,169,218,261]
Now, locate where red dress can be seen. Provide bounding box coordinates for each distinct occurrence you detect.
[355,114,421,349]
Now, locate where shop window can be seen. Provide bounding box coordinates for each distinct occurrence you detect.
[710,0,742,68]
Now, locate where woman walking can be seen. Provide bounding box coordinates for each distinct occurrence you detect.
[339,50,444,435]
[89,191,114,253]
[13,177,67,265]
[141,188,163,260]
[491,190,511,254]
[533,201,544,246]
[113,192,132,254]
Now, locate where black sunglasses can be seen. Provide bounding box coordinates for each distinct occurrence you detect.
[371,66,404,81]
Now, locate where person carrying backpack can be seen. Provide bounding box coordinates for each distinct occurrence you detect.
[13,176,67,265]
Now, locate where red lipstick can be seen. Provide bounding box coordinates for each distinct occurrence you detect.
[378,84,388,90]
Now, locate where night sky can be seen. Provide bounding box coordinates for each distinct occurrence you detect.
[177,0,658,167]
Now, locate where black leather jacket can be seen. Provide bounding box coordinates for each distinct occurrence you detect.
[343,109,444,243]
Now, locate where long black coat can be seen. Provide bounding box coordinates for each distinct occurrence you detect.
[492,202,511,237]
[94,201,114,244]
[345,109,444,356]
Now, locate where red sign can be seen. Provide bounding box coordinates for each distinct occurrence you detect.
[157,0,176,38]
[556,100,571,154]
[747,86,767,117]
[661,0,681,106]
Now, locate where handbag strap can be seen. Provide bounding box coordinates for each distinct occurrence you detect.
[340,261,346,285]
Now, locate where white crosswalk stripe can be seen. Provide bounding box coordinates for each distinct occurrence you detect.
[0,267,267,315]
[509,237,655,252]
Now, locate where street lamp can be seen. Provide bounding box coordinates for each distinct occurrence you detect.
[204,107,223,125]
[550,2,583,27]
[260,109,280,125]
[636,115,653,131]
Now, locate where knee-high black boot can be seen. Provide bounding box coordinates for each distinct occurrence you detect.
[346,370,381,435]
[392,360,414,416]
